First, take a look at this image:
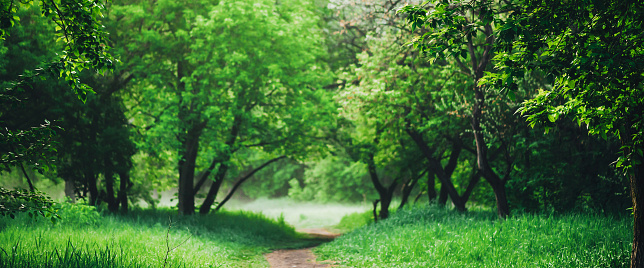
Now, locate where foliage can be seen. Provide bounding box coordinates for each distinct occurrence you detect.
[0,121,59,172]
[491,0,644,171]
[0,3,62,172]
[316,205,631,267]
[116,0,334,214]
[54,201,101,226]
[1,0,114,97]
[0,187,58,222]
[288,155,375,203]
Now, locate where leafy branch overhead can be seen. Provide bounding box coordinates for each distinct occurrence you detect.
[0,187,59,223]
[1,0,115,99]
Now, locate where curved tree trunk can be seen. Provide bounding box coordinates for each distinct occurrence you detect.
[406,128,464,210]
[366,152,397,220]
[200,114,242,215]
[199,162,228,214]
[471,87,510,219]
[213,156,286,212]
[399,169,426,209]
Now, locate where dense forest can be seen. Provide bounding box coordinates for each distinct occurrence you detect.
[0,0,642,267]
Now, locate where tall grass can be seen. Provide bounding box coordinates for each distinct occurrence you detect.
[316,206,632,267]
[0,202,311,268]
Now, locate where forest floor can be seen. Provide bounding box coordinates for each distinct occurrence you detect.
[265,228,342,268]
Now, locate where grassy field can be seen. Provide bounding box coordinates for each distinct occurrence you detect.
[317,205,632,268]
[0,202,316,268]
[226,197,370,229]
[1,201,632,268]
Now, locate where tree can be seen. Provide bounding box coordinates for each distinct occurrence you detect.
[123,0,333,215]
[490,1,644,266]
[401,0,519,219]
[1,0,114,171]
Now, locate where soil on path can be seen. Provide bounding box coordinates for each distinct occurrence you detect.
[264,228,341,268]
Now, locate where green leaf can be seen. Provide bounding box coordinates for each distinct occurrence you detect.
[507,91,516,102]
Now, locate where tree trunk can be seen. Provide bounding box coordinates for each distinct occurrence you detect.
[366,153,397,220]
[398,182,413,210]
[199,115,241,215]
[199,162,229,214]
[438,184,448,206]
[118,171,129,213]
[379,194,392,219]
[630,162,643,268]
[406,128,464,209]
[487,175,510,219]
[177,127,202,215]
[177,137,197,215]
[19,163,35,192]
[64,179,76,203]
[372,200,380,223]
[620,125,643,268]
[104,160,119,213]
[399,169,425,209]
[471,87,510,219]
[86,171,99,206]
[427,173,437,203]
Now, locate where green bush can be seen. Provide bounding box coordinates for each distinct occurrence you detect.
[334,210,373,233]
[288,156,377,203]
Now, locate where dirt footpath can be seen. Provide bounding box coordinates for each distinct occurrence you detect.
[264,229,341,268]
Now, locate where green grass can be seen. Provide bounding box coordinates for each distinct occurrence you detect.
[332,210,374,233]
[0,202,316,268]
[226,197,370,229]
[316,205,632,267]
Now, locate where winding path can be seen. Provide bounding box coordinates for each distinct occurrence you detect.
[264,228,341,268]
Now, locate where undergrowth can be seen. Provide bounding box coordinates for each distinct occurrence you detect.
[0,202,311,268]
[316,205,632,268]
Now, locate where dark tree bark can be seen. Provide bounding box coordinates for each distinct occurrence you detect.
[177,123,204,215]
[406,128,463,210]
[426,172,437,203]
[366,152,397,220]
[19,163,35,192]
[471,87,510,219]
[199,115,241,215]
[438,183,449,206]
[406,126,483,211]
[86,171,99,206]
[103,160,119,213]
[399,169,427,209]
[193,157,220,194]
[372,200,380,223]
[118,171,130,213]
[199,162,228,214]
[620,125,643,268]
